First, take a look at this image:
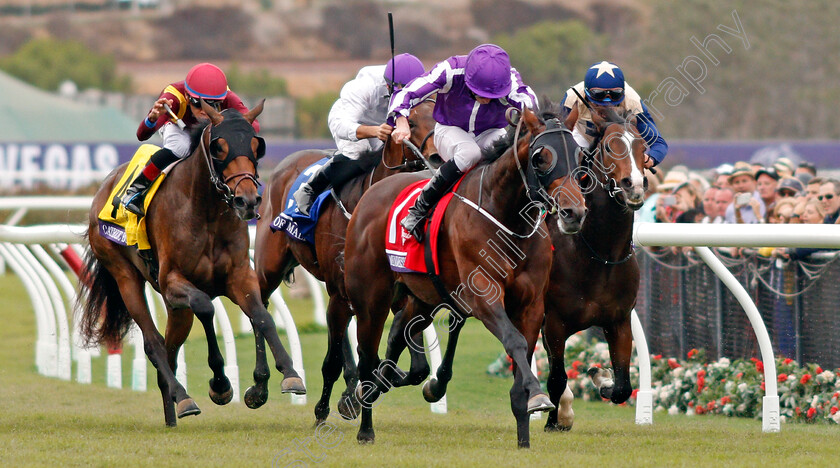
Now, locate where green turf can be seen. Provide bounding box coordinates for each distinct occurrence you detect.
[0,272,836,467]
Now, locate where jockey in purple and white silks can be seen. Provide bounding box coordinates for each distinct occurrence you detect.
[293,53,425,215]
[389,43,538,241]
[563,61,667,169]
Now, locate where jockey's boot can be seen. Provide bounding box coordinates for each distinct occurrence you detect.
[121,172,155,217]
[120,148,179,217]
[401,159,463,242]
[293,153,365,216]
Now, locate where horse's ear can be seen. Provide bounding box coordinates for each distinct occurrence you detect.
[590,107,607,131]
[244,99,266,124]
[201,98,224,126]
[522,107,544,135]
[254,136,266,160]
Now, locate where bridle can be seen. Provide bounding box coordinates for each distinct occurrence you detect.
[447,112,577,240]
[199,123,261,208]
[579,124,644,204]
[511,114,576,213]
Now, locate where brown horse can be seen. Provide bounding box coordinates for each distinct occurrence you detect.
[343,108,584,447]
[79,101,305,427]
[542,108,647,432]
[252,99,438,421]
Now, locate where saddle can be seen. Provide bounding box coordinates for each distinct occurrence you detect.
[97,144,181,250]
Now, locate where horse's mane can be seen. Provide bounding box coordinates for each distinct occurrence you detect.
[479,101,562,165]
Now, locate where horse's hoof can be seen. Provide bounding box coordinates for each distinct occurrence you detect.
[281,377,306,395]
[527,394,555,414]
[422,379,442,403]
[244,385,268,409]
[176,398,201,419]
[337,394,361,420]
[518,440,531,449]
[544,423,572,432]
[357,431,375,445]
[209,378,233,406]
[600,385,614,400]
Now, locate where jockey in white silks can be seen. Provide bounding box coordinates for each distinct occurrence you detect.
[293,53,425,215]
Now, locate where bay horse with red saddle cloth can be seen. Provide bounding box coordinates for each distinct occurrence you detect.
[79,101,305,427]
[542,107,648,432]
[252,99,438,422]
[343,107,585,447]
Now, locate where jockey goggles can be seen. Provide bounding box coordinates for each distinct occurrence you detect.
[188,95,223,111]
[587,88,624,102]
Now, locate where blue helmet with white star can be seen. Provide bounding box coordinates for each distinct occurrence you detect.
[584,61,625,106]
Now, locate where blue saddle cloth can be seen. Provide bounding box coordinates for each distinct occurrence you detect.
[270,157,331,244]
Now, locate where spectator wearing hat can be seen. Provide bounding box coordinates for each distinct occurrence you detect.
[755,167,780,220]
[724,161,765,223]
[713,164,733,190]
[653,170,688,223]
[796,161,817,178]
[777,177,803,198]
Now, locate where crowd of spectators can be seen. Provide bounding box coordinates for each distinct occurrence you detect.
[637,157,840,258]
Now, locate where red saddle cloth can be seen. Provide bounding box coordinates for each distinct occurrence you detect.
[385,178,464,274]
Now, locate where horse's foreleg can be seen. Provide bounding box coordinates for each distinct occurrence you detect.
[602,317,634,404]
[314,297,354,424]
[423,311,464,403]
[383,300,431,388]
[227,271,306,396]
[541,318,573,432]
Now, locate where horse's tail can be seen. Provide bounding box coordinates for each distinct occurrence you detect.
[77,247,133,348]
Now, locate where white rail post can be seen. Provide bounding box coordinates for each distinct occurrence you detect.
[631,309,653,425]
[303,271,327,327]
[212,298,240,403]
[269,288,307,405]
[693,247,780,433]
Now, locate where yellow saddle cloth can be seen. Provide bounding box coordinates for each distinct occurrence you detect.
[97,144,168,250]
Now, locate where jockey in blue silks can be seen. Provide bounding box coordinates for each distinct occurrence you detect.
[389,43,538,241]
[563,61,668,169]
[293,53,426,215]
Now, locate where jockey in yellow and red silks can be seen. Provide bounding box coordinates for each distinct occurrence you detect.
[122,63,259,217]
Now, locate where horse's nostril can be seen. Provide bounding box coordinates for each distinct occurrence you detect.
[255,196,262,208]
[621,177,633,189]
[233,196,246,208]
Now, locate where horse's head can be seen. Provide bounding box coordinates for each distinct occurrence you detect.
[201,99,266,221]
[384,98,441,171]
[512,107,586,234]
[581,108,647,210]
